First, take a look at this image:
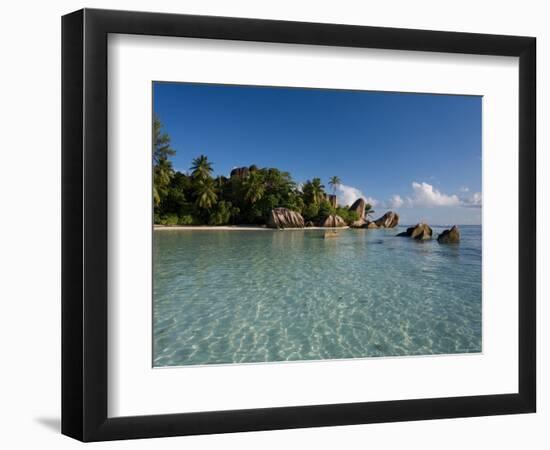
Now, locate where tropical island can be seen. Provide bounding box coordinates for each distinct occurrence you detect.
[153,116,460,243]
[153,116,404,230]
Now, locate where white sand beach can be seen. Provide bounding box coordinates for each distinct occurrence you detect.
[154,225,350,231]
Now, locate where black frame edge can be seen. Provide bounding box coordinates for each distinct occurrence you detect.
[91,393,530,441]
[61,8,537,442]
[61,9,85,442]
[517,37,537,413]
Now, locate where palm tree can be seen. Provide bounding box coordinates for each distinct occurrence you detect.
[364,203,375,220]
[310,177,325,205]
[243,171,265,204]
[153,157,173,206]
[152,115,175,208]
[195,178,218,210]
[328,176,341,195]
[190,155,213,180]
[153,115,175,164]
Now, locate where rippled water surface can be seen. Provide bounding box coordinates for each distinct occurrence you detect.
[153,226,481,367]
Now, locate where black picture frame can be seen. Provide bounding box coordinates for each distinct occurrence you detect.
[62,8,536,442]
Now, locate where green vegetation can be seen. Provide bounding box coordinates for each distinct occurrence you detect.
[364,203,375,220]
[153,117,361,226]
[335,207,360,224]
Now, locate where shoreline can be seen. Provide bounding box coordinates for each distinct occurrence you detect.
[154,225,351,231]
[154,224,480,231]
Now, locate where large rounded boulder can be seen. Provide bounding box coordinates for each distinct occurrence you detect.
[267,208,305,229]
[320,215,346,228]
[397,223,433,240]
[374,211,399,228]
[349,198,367,219]
[437,225,460,244]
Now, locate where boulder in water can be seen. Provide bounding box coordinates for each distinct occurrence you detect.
[397,223,433,240]
[267,208,305,229]
[437,225,460,244]
[374,211,399,228]
[320,215,346,227]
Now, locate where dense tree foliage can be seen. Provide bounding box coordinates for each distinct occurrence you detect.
[152,115,176,207]
[153,118,361,226]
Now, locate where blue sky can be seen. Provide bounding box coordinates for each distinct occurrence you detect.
[153,82,482,225]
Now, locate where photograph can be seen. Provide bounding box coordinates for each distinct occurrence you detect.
[152,82,483,367]
[0,1,541,446]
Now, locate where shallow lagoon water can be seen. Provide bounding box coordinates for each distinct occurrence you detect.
[153,226,481,367]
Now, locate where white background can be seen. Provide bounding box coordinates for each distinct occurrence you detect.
[109,35,519,417]
[0,0,547,448]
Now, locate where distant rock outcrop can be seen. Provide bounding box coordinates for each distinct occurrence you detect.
[437,225,460,244]
[357,211,398,229]
[320,215,346,228]
[267,208,305,229]
[397,223,433,240]
[349,198,367,219]
[230,166,250,178]
[374,211,399,228]
[323,193,338,208]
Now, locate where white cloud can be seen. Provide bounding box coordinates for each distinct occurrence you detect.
[459,186,470,193]
[386,182,482,209]
[364,197,378,207]
[329,181,480,212]
[408,181,461,207]
[387,194,404,208]
[336,184,378,207]
[461,191,482,208]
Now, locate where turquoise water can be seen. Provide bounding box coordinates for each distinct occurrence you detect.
[153,226,482,367]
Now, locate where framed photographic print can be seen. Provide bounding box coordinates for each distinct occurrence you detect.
[61,8,536,442]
